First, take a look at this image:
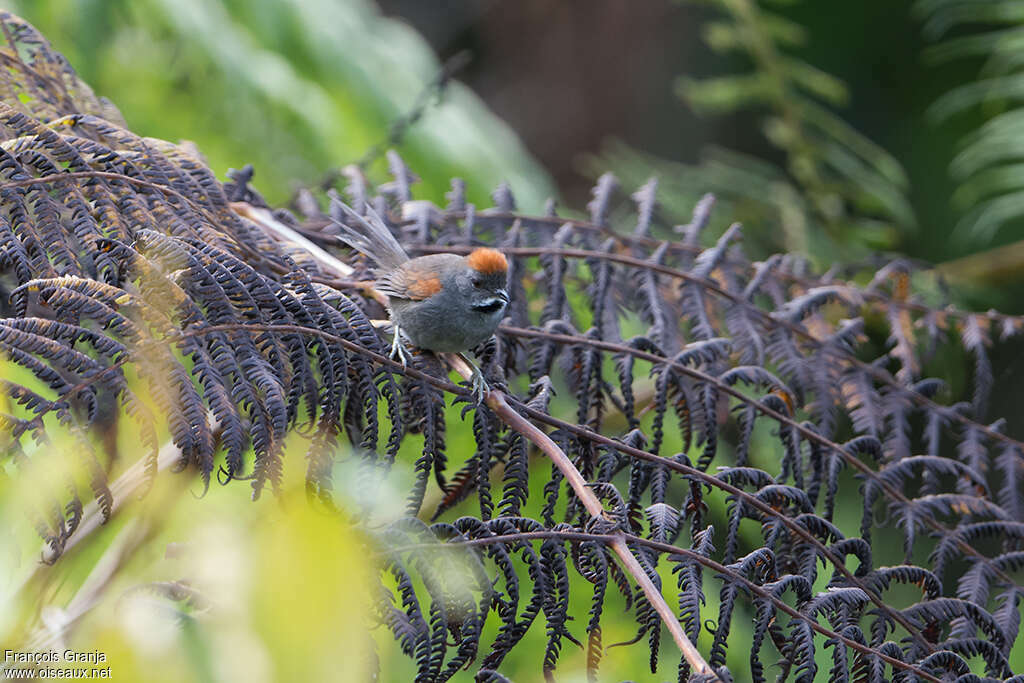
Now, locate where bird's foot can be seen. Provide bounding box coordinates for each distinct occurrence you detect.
[461,354,490,404]
[389,326,412,368]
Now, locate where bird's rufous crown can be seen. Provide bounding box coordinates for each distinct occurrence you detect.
[466,248,508,274]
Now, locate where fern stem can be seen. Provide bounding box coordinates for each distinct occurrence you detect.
[173,318,1016,651]
[401,240,1021,455]
[446,352,718,679]
[231,202,354,277]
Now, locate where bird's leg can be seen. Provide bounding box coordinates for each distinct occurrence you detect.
[458,352,490,403]
[389,324,412,368]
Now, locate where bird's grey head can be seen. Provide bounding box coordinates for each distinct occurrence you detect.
[465,269,509,316]
[459,248,509,318]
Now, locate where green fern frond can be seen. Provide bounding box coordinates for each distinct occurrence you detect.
[598,0,913,260]
[918,0,1024,245]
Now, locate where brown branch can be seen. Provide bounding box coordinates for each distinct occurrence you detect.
[0,170,223,222]
[31,310,1003,655]
[176,319,998,653]
[4,167,1015,452]
[303,206,1024,327]
[211,202,1011,663]
[440,210,1022,326]
[497,324,1020,636]
[2,168,1016,449]
[230,202,355,278]
[401,242,1022,456]
[0,171,295,277]
[185,314,717,673]
[466,365,718,678]
[4,141,1006,677]
[19,305,1009,657]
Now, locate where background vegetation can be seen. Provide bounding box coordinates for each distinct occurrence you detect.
[2,1,1023,681]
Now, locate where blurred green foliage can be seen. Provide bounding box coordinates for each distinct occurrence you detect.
[916,0,1024,248]
[590,0,916,266]
[585,0,1024,297]
[7,0,554,209]
[1,427,378,683]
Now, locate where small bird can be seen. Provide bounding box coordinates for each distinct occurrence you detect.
[332,200,509,400]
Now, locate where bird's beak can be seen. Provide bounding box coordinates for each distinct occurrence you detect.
[496,289,509,304]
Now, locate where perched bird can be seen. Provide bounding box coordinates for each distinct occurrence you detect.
[332,200,509,399]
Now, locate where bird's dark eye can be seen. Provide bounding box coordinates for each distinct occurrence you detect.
[472,279,484,289]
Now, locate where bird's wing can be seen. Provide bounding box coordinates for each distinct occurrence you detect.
[376,255,452,301]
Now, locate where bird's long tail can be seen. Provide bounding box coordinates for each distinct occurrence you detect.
[329,197,410,271]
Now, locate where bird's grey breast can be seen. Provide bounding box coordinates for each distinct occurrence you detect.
[390,283,506,352]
